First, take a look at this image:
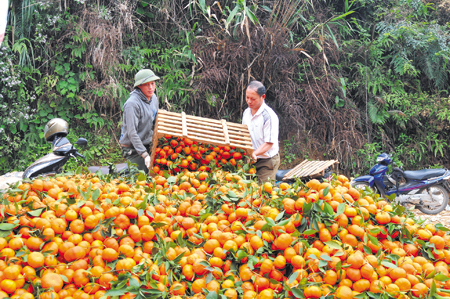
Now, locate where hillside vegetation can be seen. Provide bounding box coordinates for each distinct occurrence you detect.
[1,0,450,175]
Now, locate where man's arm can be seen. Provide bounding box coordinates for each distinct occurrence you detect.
[123,104,148,158]
[252,142,273,160]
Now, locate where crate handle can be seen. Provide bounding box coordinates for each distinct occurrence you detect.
[221,119,230,145]
[181,111,188,137]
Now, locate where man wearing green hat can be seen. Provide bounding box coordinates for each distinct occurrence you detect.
[119,69,160,172]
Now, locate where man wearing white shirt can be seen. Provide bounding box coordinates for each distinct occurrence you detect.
[242,81,280,183]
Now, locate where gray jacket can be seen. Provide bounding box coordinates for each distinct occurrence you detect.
[119,89,159,158]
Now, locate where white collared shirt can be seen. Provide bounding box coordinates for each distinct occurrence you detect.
[242,102,279,159]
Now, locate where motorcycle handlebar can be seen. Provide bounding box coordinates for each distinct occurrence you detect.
[75,152,85,159]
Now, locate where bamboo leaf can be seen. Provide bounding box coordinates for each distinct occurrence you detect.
[330,11,355,22]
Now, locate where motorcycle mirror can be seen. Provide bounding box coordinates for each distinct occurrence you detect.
[75,138,88,146]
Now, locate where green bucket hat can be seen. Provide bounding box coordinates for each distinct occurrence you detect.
[134,69,160,88]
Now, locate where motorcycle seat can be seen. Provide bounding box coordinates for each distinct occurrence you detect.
[276,169,291,181]
[403,168,447,180]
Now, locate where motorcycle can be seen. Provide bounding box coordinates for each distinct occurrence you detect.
[23,135,88,179]
[22,136,131,179]
[351,153,450,214]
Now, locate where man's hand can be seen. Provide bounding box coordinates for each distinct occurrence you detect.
[144,156,151,169]
[252,152,258,161]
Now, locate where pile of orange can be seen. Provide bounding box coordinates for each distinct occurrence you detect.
[0,170,449,299]
[151,135,254,176]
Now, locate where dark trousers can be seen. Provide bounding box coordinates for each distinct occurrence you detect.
[121,144,151,173]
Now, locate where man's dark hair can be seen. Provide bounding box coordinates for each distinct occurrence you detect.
[247,81,266,96]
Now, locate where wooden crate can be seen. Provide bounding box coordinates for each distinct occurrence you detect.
[149,110,254,170]
[282,160,339,181]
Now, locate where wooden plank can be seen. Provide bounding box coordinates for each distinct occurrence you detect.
[186,118,223,129]
[229,141,254,147]
[184,122,225,134]
[157,121,182,130]
[158,110,182,118]
[159,115,181,122]
[185,114,223,125]
[157,124,183,133]
[308,160,338,176]
[285,160,309,175]
[227,122,249,129]
[227,130,252,138]
[157,130,185,138]
[221,119,230,145]
[230,144,254,150]
[158,111,181,118]
[148,116,161,173]
[284,160,339,180]
[181,112,187,137]
[305,162,328,177]
[187,132,225,143]
[158,118,182,126]
[188,127,226,138]
[187,135,229,147]
[285,160,321,179]
[295,161,328,177]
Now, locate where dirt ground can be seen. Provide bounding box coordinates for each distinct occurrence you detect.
[0,172,23,191]
[413,209,450,226]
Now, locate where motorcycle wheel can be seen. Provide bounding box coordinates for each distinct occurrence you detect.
[416,185,449,215]
[350,181,377,194]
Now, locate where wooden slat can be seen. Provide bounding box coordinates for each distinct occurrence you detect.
[184,122,224,134]
[158,118,182,126]
[187,132,224,143]
[228,139,253,146]
[283,160,339,180]
[221,120,230,145]
[157,125,183,133]
[295,161,327,177]
[148,116,161,172]
[227,122,249,129]
[230,142,253,148]
[227,130,252,138]
[157,129,187,138]
[187,135,229,147]
[285,160,309,174]
[186,118,223,129]
[230,144,254,150]
[188,127,225,138]
[181,112,187,137]
[185,114,223,125]
[296,161,328,177]
[157,122,182,131]
[158,110,182,117]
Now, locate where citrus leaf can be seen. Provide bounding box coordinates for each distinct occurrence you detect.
[324,241,342,250]
[336,203,345,215]
[28,208,44,217]
[289,271,299,284]
[434,273,450,282]
[381,261,397,269]
[0,223,18,230]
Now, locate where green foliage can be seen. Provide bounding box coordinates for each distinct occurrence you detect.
[281,137,297,167]
[2,0,450,177]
